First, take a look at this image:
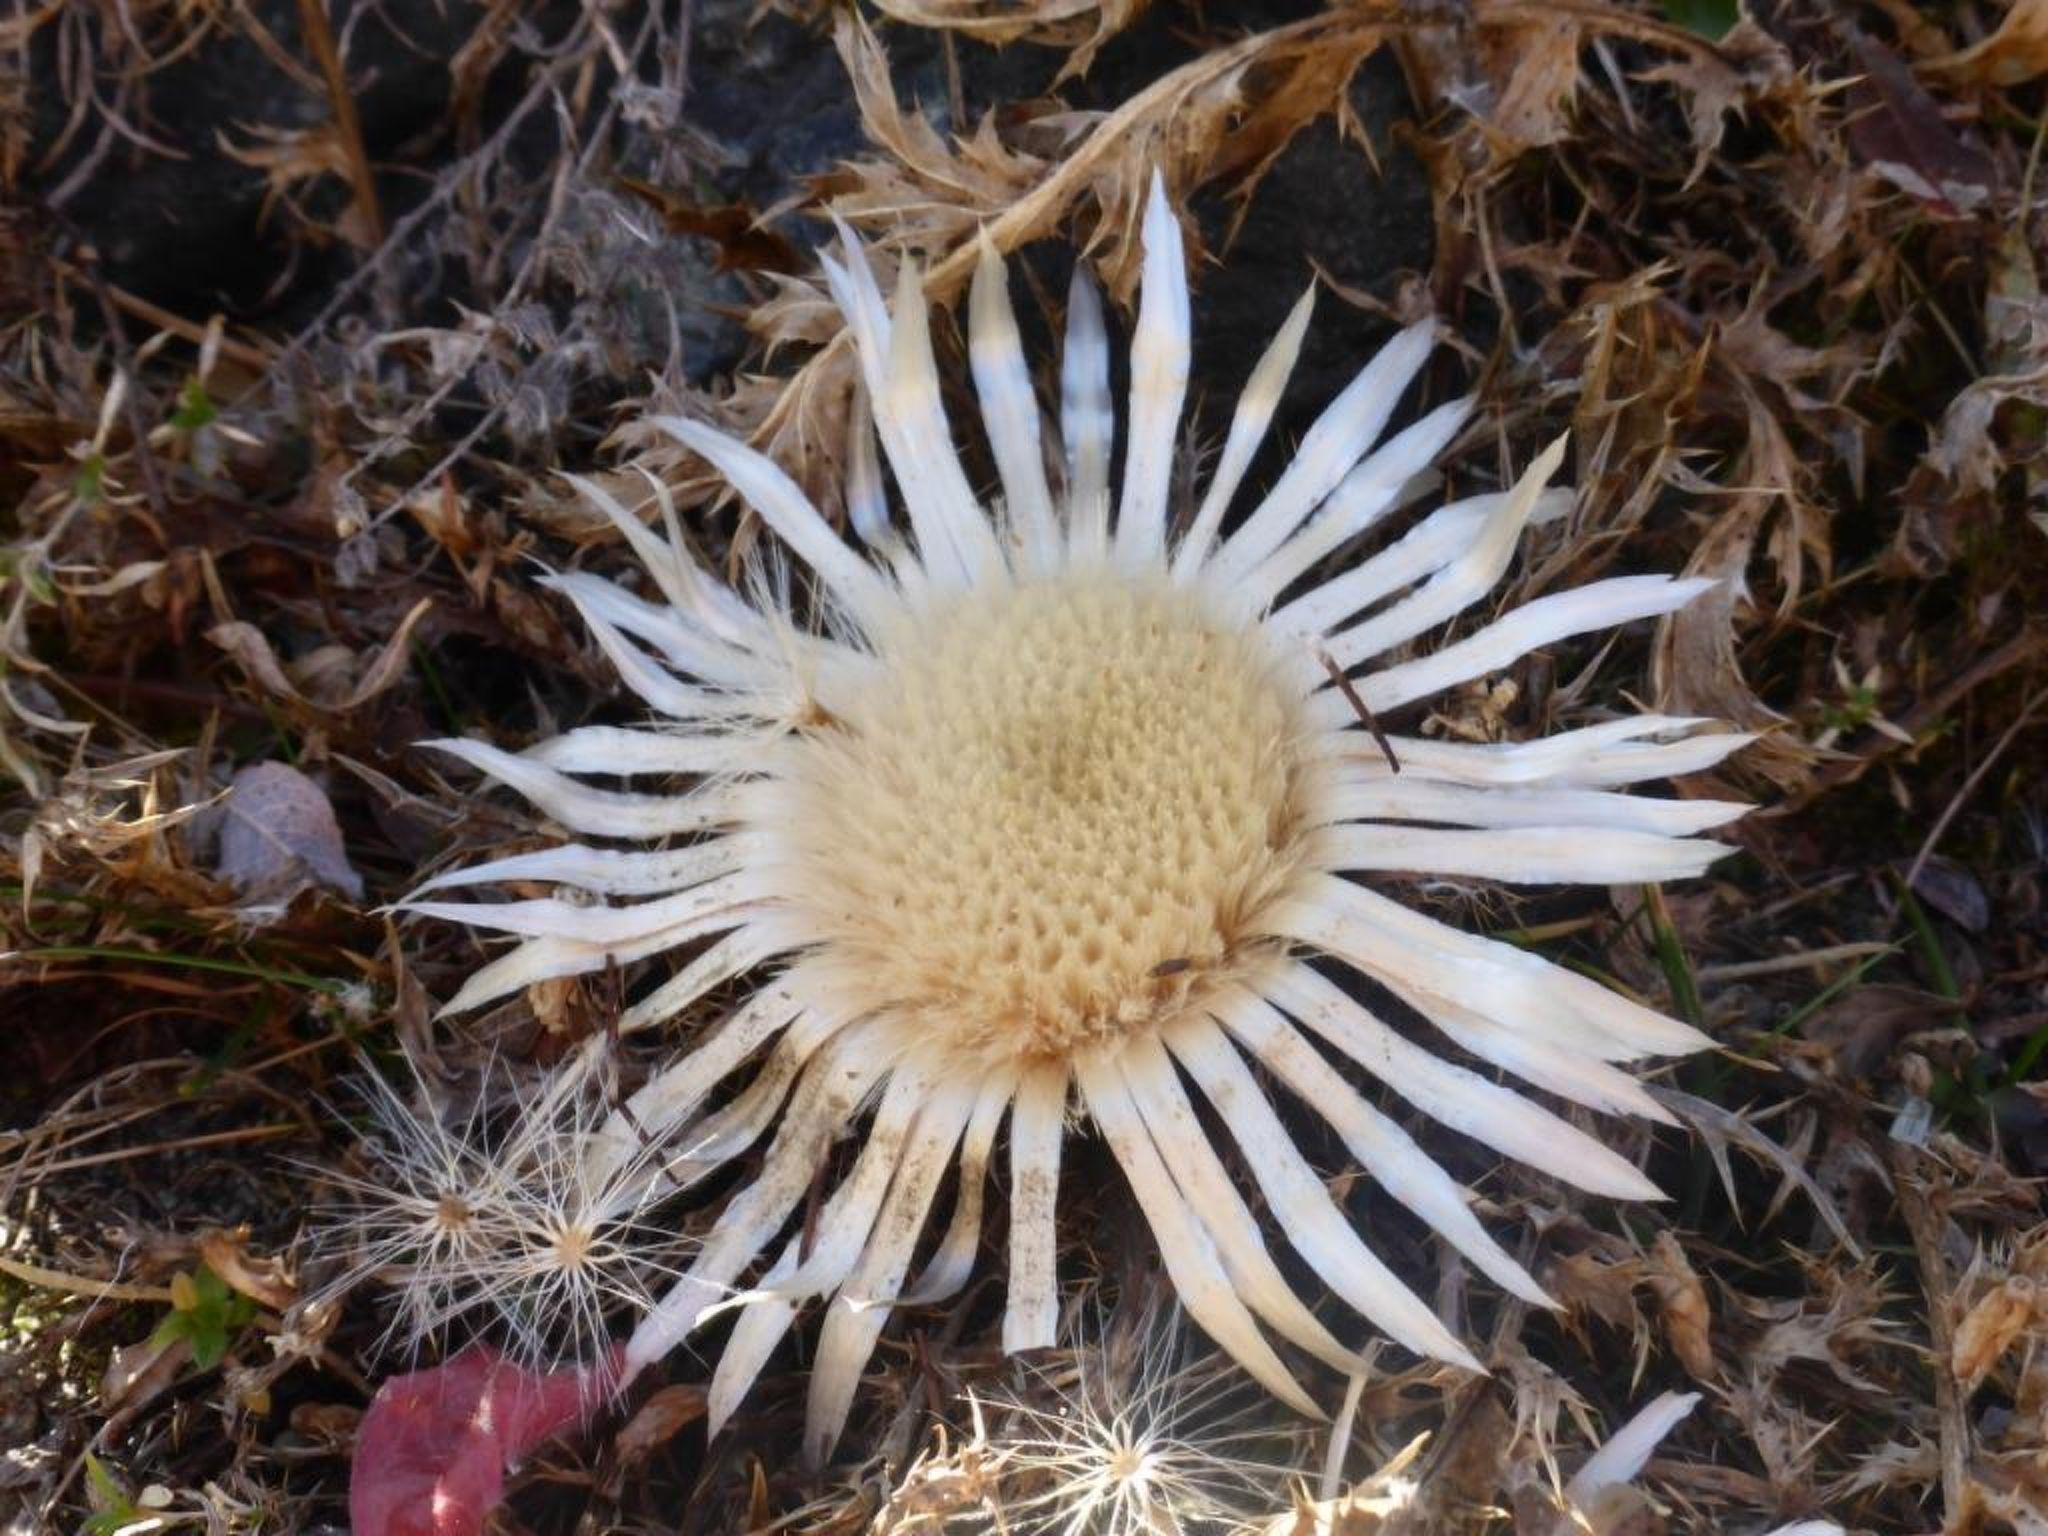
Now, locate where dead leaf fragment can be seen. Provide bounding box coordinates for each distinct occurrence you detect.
[613,1384,707,1464]
[616,181,802,274]
[197,1229,297,1312]
[289,1401,363,1452]
[1952,1275,2042,1394]
[1938,0,2048,85]
[1646,1232,1716,1382]
[102,1333,191,1418]
[206,597,432,714]
[212,761,364,910]
[1910,856,1991,934]
[1845,28,1997,213]
[1486,17,1582,152]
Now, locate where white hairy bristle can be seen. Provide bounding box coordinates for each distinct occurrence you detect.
[974,1302,1292,1536]
[399,171,1749,1459]
[777,572,1305,1068]
[308,1058,681,1369]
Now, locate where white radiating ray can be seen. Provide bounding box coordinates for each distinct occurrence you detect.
[1242,394,1477,611]
[1315,575,1719,719]
[1004,1062,1067,1355]
[1203,320,1436,583]
[648,415,897,633]
[804,1077,976,1460]
[1073,1049,1322,1418]
[1172,283,1316,580]
[1114,173,1191,571]
[1061,263,1114,559]
[1196,996,1550,1305]
[1273,484,1573,638]
[1320,434,1567,667]
[882,259,1009,582]
[822,234,971,587]
[1306,771,1747,837]
[970,232,1059,573]
[1121,1030,1469,1368]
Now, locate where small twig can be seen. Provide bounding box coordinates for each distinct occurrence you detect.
[250,6,612,396]
[1695,940,1895,983]
[294,0,385,249]
[0,1253,175,1305]
[51,261,275,371]
[1316,648,1401,773]
[363,3,671,526]
[1891,1146,1974,1529]
[27,1122,297,1176]
[1904,685,2047,893]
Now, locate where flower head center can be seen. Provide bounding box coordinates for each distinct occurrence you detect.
[432,1193,475,1234]
[781,572,1306,1069]
[550,1222,596,1273]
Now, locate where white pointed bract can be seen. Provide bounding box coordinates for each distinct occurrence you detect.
[408,172,1746,1455]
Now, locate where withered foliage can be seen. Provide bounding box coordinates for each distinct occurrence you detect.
[2,0,2045,1533]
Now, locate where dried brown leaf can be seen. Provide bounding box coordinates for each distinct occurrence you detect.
[1655,1089,1861,1255]
[1936,0,2048,86]
[1651,492,1805,788]
[102,1333,190,1419]
[211,761,364,910]
[1549,1248,1649,1338]
[616,181,803,274]
[614,1383,708,1464]
[205,597,432,714]
[1639,22,1795,170]
[196,1228,297,1312]
[1951,1275,2042,1395]
[1645,1231,1716,1383]
[205,620,308,705]
[1485,16,1583,152]
[1844,28,1997,214]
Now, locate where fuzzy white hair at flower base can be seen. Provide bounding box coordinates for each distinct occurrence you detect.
[400,172,1747,1461]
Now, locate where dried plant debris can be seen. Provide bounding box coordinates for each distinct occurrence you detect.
[3,0,2046,1533]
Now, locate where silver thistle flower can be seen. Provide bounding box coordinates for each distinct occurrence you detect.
[405,174,1746,1458]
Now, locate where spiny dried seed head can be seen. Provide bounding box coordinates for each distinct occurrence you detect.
[778,573,1306,1068]
[979,1304,1292,1536]
[309,1061,684,1368]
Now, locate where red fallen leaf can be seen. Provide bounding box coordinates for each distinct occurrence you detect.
[349,1346,616,1536]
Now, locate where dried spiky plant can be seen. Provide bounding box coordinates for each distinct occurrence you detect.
[405,174,1746,1458]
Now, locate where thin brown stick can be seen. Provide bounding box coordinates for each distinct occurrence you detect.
[51,262,275,370]
[1891,1146,1975,1531]
[0,1254,175,1305]
[1904,686,2047,892]
[1317,648,1402,773]
[29,1121,297,1176]
[295,0,385,249]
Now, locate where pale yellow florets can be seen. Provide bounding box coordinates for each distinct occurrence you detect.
[772,569,1310,1070]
